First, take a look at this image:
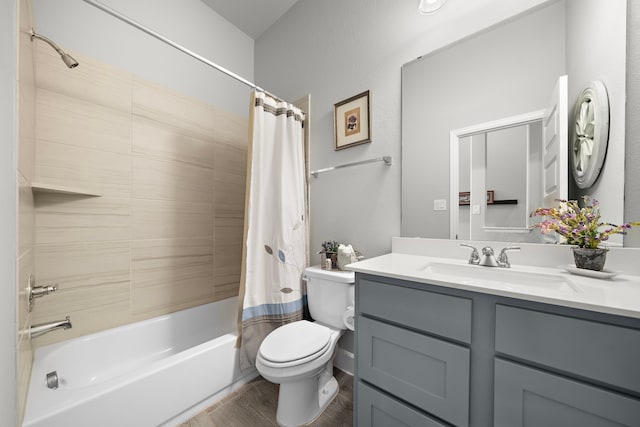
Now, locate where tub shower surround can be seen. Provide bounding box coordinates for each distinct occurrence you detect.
[30,44,248,347]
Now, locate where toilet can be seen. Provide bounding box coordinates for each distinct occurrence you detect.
[256,266,355,427]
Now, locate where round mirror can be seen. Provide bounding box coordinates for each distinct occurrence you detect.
[571,80,610,189]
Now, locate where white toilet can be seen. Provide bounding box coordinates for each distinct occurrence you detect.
[256,266,355,427]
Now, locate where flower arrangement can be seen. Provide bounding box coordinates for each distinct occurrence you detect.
[320,240,340,253]
[530,197,640,249]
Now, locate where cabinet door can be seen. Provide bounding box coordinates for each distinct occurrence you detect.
[495,304,640,393]
[357,381,449,427]
[358,316,470,427]
[494,359,640,427]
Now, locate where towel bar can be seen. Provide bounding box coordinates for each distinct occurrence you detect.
[310,156,392,178]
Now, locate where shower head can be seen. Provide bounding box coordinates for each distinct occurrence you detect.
[60,53,79,68]
[30,29,79,68]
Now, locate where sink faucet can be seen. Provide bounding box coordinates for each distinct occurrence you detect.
[461,244,521,268]
[30,316,72,338]
[497,246,521,268]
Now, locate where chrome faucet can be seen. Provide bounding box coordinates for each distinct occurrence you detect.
[479,246,499,267]
[461,244,521,268]
[30,316,72,338]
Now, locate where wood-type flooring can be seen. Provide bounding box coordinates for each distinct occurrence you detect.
[179,368,353,426]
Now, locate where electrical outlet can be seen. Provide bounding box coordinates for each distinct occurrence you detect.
[434,199,447,211]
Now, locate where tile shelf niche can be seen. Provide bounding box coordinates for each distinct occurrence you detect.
[31,182,102,197]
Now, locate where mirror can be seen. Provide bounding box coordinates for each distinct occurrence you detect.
[401,0,629,244]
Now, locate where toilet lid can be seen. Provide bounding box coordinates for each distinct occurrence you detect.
[259,320,331,364]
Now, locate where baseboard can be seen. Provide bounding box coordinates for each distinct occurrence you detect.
[334,347,354,376]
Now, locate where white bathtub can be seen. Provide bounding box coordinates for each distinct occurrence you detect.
[23,297,257,427]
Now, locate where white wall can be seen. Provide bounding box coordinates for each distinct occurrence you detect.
[255,0,550,258]
[33,0,254,116]
[0,0,18,425]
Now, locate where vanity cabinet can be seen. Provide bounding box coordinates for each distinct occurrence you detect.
[494,304,640,426]
[354,273,640,427]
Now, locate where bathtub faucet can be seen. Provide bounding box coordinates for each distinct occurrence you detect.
[30,316,72,338]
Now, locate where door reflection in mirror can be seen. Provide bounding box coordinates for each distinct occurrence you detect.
[452,111,548,243]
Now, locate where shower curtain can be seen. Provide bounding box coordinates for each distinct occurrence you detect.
[238,91,308,370]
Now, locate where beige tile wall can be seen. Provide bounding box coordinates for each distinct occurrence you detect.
[17,0,36,423]
[31,45,248,347]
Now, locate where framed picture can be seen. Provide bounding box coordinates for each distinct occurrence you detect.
[486,190,495,204]
[334,90,371,150]
[459,191,470,206]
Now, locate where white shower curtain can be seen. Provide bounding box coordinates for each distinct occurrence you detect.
[238,91,307,370]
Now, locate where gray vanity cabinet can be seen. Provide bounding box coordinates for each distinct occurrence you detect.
[354,273,640,427]
[356,277,473,427]
[494,304,640,427]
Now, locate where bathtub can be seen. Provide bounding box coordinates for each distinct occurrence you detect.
[23,297,258,427]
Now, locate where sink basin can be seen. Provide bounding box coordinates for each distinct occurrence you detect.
[418,262,579,294]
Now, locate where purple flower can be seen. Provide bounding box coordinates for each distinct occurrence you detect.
[529,196,639,248]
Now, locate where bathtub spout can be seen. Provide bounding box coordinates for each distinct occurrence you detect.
[30,316,72,338]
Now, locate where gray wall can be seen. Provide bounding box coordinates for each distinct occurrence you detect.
[33,0,254,117]
[256,0,638,253]
[402,2,566,239]
[1,0,18,425]
[255,0,549,258]
[626,0,640,246]
[566,0,626,241]
[485,126,528,229]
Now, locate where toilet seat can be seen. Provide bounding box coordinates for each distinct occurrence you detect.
[259,321,332,368]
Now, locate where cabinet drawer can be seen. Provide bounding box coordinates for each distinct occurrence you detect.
[358,278,472,343]
[357,316,470,427]
[495,304,640,393]
[357,381,449,427]
[494,358,640,427]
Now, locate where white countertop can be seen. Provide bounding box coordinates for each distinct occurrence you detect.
[347,252,640,319]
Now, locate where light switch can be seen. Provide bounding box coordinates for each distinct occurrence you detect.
[434,199,447,211]
[472,204,481,215]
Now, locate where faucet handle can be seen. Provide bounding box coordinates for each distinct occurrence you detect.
[498,246,521,268]
[460,243,480,265]
[27,273,58,313]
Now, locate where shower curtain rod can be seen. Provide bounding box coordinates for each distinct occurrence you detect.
[81,0,287,103]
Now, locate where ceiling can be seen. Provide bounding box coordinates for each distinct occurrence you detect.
[200,0,299,39]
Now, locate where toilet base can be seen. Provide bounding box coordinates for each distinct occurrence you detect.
[276,369,339,427]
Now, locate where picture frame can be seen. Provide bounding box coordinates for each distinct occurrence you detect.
[459,191,470,206]
[334,90,371,150]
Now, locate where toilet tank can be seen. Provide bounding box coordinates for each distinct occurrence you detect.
[304,266,355,330]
